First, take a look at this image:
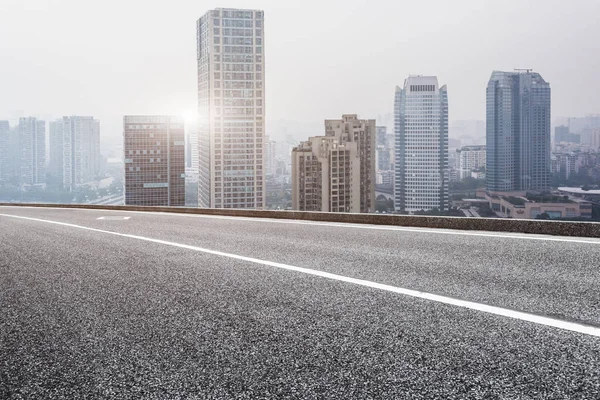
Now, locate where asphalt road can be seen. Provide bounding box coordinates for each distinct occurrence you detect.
[1,206,600,399]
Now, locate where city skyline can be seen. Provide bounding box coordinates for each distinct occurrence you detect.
[2,0,600,148]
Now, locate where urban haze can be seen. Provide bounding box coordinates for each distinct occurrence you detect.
[2,1,600,399]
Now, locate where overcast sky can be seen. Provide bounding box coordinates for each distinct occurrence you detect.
[1,0,599,144]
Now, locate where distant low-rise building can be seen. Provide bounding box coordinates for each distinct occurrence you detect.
[123,116,185,206]
[483,191,592,219]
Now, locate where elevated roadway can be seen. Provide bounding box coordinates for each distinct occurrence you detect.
[1,206,599,398]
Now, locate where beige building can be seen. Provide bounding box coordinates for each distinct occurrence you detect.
[292,114,375,213]
[478,190,592,219]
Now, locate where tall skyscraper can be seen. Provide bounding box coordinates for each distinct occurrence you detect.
[0,121,9,182]
[292,114,375,213]
[486,71,551,192]
[49,116,101,190]
[196,8,265,209]
[394,76,449,213]
[18,117,46,185]
[123,116,185,206]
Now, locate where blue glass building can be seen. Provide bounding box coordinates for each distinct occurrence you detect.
[486,71,551,192]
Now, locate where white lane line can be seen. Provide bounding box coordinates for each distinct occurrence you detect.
[2,205,600,244]
[97,216,130,220]
[1,212,599,338]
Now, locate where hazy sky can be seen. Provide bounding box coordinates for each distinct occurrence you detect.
[1,0,599,145]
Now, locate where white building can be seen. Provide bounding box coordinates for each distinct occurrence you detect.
[49,116,101,190]
[394,76,449,212]
[0,121,9,182]
[19,117,46,186]
[265,136,277,176]
[197,8,265,209]
[457,145,486,180]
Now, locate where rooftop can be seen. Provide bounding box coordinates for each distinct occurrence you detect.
[558,187,600,195]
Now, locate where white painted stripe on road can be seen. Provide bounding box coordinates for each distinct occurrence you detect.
[97,216,131,220]
[2,205,600,244]
[2,212,599,338]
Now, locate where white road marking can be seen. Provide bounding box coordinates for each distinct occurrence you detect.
[2,205,600,244]
[1,212,599,338]
[97,216,130,220]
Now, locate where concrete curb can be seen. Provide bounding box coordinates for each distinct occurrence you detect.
[2,203,600,238]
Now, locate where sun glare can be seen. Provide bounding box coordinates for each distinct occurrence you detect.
[181,110,198,124]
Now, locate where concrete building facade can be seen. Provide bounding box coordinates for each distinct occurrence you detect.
[49,116,101,190]
[292,114,375,213]
[394,76,449,213]
[197,8,265,209]
[482,191,592,220]
[123,116,185,206]
[486,71,551,192]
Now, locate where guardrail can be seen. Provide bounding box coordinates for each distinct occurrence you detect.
[1,203,599,238]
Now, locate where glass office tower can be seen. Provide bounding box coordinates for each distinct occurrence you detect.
[486,71,551,192]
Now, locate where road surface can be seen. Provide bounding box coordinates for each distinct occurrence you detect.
[1,206,600,398]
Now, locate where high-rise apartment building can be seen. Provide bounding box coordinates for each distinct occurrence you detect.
[19,117,46,185]
[457,145,486,180]
[197,8,265,209]
[376,126,392,171]
[486,71,551,192]
[394,76,449,213]
[123,116,185,206]
[265,137,277,176]
[0,121,9,182]
[291,114,375,213]
[49,116,101,190]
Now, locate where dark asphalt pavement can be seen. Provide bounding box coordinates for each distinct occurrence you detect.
[1,206,600,399]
